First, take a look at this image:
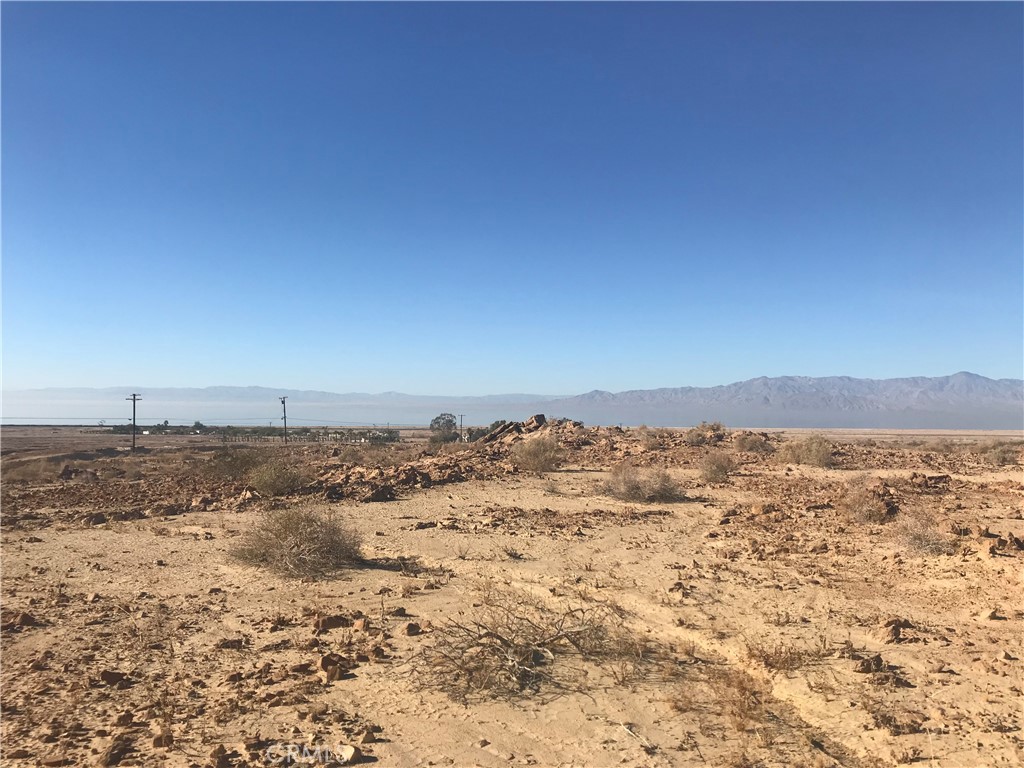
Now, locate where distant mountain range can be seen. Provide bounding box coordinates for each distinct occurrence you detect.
[3,372,1022,429]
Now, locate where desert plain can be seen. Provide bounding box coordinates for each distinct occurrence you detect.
[1,419,1022,768]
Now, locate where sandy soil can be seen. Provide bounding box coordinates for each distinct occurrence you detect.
[2,422,1022,767]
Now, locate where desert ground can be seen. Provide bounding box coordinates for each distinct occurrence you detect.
[1,419,1022,768]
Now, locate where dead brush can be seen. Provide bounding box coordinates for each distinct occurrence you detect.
[701,666,769,731]
[1,457,61,483]
[699,451,737,484]
[199,447,311,496]
[744,638,817,672]
[982,440,1023,466]
[601,461,685,503]
[837,475,898,524]
[201,447,267,482]
[684,422,728,446]
[778,435,834,468]
[247,461,312,496]
[636,426,666,450]
[733,432,773,454]
[231,506,362,579]
[411,585,656,702]
[510,436,565,473]
[890,511,955,556]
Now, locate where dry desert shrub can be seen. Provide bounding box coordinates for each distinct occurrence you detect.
[778,435,834,468]
[201,447,312,496]
[982,440,1022,466]
[412,585,652,702]
[231,507,362,579]
[203,447,268,481]
[511,435,565,473]
[733,431,773,453]
[699,451,737,483]
[2,457,58,483]
[335,442,421,467]
[248,462,312,497]
[636,426,667,450]
[837,476,899,524]
[602,461,685,502]
[891,512,956,556]
[684,421,728,446]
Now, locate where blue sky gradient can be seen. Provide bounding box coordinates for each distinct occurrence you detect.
[3,3,1022,394]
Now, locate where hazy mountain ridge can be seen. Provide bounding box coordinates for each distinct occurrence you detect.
[563,372,1022,411]
[4,373,1021,428]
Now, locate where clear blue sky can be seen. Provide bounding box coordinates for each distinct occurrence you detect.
[3,2,1021,395]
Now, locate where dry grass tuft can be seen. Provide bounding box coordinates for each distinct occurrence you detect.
[412,585,653,702]
[709,667,768,731]
[511,436,565,473]
[778,435,834,468]
[231,507,362,579]
[602,462,685,503]
[744,638,821,672]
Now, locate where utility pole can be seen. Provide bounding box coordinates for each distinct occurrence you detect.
[280,397,288,444]
[126,393,141,450]
[458,414,465,442]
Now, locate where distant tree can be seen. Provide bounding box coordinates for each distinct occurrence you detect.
[429,413,459,444]
[193,420,207,433]
[430,413,457,434]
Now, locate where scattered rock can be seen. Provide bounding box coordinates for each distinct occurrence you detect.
[855,654,886,673]
[335,745,362,764]
[314,614,352,632]
[359,484,396,503]
[2,611,40,630]
[113,710,134,727]
[96,738,132,766]
[319,653,356,682]
[99,670,131,688]
[152,732,174,748]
